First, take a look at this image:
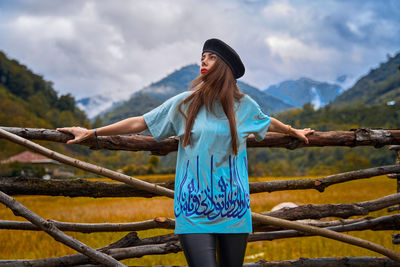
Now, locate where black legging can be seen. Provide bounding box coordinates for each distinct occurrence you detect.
[178,233,249,267]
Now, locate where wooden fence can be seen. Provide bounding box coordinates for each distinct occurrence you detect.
[0,127,400,266]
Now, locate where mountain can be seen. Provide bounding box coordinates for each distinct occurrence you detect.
[138,64,199,101]
[102,64,293,124]
[0,50,89,159]
[80,65,199,119]
[331,52,400,107]
[102,93,163,124]
[0,51,88,128]
[265,77,342,109]
[237,81,293,114]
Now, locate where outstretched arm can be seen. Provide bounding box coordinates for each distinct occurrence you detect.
[57,116,148,144]
[268,117,314,144]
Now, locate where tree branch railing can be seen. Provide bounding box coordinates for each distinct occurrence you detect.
[0,191,125,267]
[2,164,400,198]
[1,203,398,233]
[0,232,180,267]
[2,256,398,267]
[1,127,400,264]
[1,193,399,233]
[1,127,400,155]
[250,214,400,241]
[1,214,400,267]
[0,217,176,232]
[259,192,400,221]
[0,128,174,198]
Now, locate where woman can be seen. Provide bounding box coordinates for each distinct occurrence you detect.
[58,38,313,267]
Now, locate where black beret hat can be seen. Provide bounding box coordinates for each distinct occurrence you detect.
[203,38,245,79]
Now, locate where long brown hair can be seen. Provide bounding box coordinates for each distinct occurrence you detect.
[178,57,244,155]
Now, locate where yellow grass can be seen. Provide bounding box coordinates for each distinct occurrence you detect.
[0,175,399,265]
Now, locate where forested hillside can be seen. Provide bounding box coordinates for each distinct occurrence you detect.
[277,102,400,131]
[0,51,88,129]
[332,52,400,107]
[0,51,166,177]
[247,101,400,177]
[101,93,163,125]
[247,52,400,177]
[0,51,90,159]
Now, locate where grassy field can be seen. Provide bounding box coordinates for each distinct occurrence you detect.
[0,174,399,266]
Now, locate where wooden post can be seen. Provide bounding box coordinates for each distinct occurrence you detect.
[388,145,400,212]
[388,145,400,245]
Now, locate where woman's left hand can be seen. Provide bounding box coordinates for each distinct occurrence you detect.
[290,128,314,144]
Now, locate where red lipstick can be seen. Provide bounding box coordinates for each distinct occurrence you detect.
[201,68,207,73]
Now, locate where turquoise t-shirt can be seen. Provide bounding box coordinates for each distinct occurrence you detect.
[143,91,271,234]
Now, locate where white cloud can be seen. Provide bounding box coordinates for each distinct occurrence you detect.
[346,11,374,37]
[261,1,296,19]
[265,35,333,62]
[0,0,399,103]
[13,16,75,40]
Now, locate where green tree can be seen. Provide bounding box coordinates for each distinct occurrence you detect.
[92,115,104,129]
[57,94,76,111]
[7,70,34,98]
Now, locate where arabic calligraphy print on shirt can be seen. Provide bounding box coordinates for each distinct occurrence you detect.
[174,155,250,220]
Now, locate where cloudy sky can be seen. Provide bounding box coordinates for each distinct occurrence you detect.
[0,0,399,101]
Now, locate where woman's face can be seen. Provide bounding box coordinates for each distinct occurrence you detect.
[201,52,217,74]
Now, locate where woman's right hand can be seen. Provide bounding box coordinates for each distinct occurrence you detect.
[289,128,314,144]
[56,127,94,144]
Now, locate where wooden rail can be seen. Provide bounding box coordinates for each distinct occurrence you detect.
[1,127,400,155]
[3,165,399,198]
